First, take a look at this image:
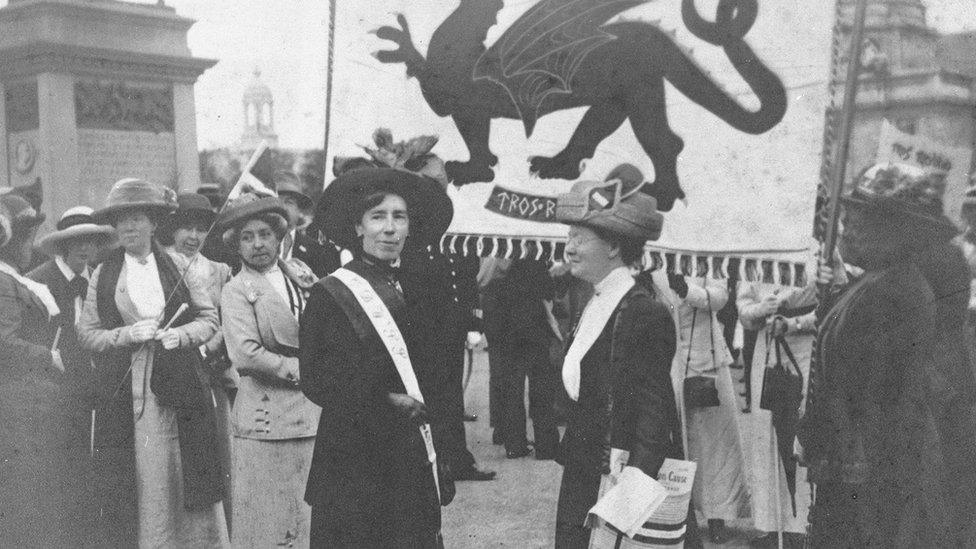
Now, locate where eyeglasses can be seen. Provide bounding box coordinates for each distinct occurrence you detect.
[566,234,600,248]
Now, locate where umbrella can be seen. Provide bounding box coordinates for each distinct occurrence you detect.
[764,327,805,517]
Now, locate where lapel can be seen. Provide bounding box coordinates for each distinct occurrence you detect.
[240,264,299,347]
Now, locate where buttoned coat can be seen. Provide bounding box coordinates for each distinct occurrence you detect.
[221,261,321,440]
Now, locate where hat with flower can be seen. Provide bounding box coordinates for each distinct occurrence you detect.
[842,162,957,238]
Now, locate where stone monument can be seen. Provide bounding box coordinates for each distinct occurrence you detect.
[0,0,215,224]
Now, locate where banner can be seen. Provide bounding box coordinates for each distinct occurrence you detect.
[326,1,837,282]
[875,119,973,228]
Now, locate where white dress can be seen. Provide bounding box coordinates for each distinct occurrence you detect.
[653,271,749,521]
[737,281,816,534]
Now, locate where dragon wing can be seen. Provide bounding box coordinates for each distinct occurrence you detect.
[473,0,647,137]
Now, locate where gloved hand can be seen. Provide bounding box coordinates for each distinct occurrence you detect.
[667,272,688,298]
[129,319,159,344]
[155,328,181,350]
[387,393,428,424]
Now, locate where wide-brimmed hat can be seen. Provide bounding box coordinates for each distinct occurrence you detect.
[93,178,177,223]
[216,192,288,233]
[38,206,117,256]
[556,164,664,242]
[842,162,957,238]
[273,170,313,210]
[314,167,453,251]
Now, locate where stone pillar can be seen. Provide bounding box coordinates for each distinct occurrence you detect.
[36,72,80,218]
[173,82,202,192]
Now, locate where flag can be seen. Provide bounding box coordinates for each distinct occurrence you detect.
[227,141,277,200]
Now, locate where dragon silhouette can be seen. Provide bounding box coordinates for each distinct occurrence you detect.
[375,0,786,210]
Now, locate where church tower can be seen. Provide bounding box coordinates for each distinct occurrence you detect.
[240,68,278,150]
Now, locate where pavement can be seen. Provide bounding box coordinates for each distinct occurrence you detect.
[441,348,758,548]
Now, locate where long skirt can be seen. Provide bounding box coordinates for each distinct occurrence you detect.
[746,331,813,534]
[684,365,749,520]
[232,436,315,549]
[134,351,230,548]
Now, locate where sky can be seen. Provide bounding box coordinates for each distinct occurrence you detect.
[117,0,976,150]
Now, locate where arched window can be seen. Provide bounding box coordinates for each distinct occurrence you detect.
[261,103,272,126]
[247,103,257,127]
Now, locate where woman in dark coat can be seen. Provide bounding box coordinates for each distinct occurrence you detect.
[552,165,689,548]
[299,167,455,548]
[801,163,959,548]
[0,193,68,547]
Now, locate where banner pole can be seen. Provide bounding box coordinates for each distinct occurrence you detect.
[822,0,870,260]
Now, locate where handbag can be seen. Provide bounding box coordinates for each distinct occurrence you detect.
[682,288,719,409]
[759,325,804,413]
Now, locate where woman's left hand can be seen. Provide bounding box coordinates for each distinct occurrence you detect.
[155,329,181,350]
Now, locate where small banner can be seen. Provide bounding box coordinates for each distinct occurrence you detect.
[483,185,558,223]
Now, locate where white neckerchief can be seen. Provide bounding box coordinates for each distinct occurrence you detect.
[259,262,304,319]
[124,252,165,320]
[562,266,634,401]
[56,255,89,325]
[0,260,60,317]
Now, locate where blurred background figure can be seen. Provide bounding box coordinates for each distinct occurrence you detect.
[274,170,340,278]
[480,257,559,460]
[27,205,117,544]
[651,270,748,544]
[0,193,70,547]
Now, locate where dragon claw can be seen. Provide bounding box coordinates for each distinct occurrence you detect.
[446,160,495,185]
[528,155,582,181]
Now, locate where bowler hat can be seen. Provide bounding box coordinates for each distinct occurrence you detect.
[171,193,217,226]
[273,171,313,210]
[38,206,117,256]
[555,164,664,242]
[93,178,177,224]
[314,167,453,251]
[842,162,957,239]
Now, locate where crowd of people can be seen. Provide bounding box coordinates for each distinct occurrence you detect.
[1,151,975,549]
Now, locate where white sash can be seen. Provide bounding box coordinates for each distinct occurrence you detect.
[331,268,441,500]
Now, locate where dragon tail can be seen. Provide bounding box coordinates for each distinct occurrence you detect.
[666,0,787,135]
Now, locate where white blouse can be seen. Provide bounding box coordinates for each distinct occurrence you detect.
[124,252,165,320]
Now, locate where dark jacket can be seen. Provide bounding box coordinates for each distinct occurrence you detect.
[805,261,949,547]
[557,284,681,477]
[482,259,553,342]
[292,231,341,279]
[300,259,441,545]
[27,260,92,407]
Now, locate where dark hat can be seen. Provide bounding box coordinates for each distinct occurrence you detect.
[555,164,664,242]
[216,192,289,233]
[38,206,117,256]
[0,192,46,232]
[171,193,217,226]
[273,170,313,210]
[842,162,957,238]
[9,177,42,211]
[197,184,226,209]
[314,167,453,251]
[93,178,177,223]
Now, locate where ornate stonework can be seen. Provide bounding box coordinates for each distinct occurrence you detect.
[75,80,174,133]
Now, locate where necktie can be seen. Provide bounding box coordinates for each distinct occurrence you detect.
[68,276,88,300]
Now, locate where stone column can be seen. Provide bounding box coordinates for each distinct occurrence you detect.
[36,72,80,218]
[173,81,202,192]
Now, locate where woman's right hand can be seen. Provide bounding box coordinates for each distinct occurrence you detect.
[387,393,428,424]
[757,293,780,317]
[128,319,159,343]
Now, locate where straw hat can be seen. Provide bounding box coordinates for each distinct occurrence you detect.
[314,167,453,251]
[93,178,177,223]
[38,206,117,256]
[216,192,289,242]
[555,164,664,242]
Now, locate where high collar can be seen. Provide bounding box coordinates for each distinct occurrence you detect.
[593,265,633,296]
[361,253,401,273]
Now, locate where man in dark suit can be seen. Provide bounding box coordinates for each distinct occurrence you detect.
[274,170,342,278]
[402,247,496,481]
[26,205,116,545]
[481,257,559,459]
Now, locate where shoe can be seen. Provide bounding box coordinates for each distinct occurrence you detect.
[453,466,497,481]
[506,446,533,459]
[707,519,729,544]
[463,412,478,422]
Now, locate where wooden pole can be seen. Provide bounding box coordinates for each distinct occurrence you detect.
[323,0,338,184]
[822,0,870,260]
